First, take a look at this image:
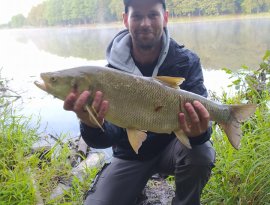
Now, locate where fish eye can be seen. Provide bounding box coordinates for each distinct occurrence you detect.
[50,76,57,82]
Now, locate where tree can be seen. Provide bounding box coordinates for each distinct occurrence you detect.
[9,14,26,28]
[219,0,237,14]
[62,0,73,25]
[199,0,219,15]
[241,0,270,13]
[109,0,124,21]
[171,0,198,16]
[27,3,47,26]
[45,0,64,26]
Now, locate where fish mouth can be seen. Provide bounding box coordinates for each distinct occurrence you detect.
[34,80,47,92]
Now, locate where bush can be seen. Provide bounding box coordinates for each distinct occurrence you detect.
[202,50,270,204]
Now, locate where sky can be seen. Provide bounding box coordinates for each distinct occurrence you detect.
[0,0,45,24]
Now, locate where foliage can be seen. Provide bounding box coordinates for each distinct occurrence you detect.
[0,71,98,204]
[167,0,270,17]
[4,0,270,27]
[0,105,98,204]
[0,69,21,108]
[201,50,270,204]
[0,106,39,204]
[27,3,48,27]
[9,14,26,28]
[27,0,116,27]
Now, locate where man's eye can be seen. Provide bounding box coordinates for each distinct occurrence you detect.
[149,13,159,19]
[132,15,142,20]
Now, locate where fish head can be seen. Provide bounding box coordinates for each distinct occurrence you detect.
[34,68,91,100]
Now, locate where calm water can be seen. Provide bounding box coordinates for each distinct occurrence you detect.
[0,17,269,138]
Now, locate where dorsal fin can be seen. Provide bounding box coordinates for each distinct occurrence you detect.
[155,76,185,89]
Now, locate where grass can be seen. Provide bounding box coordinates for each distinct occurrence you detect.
[0,93,98,204]
[201,51,270,204]
[0,106,39,204]
[202,108,270,204]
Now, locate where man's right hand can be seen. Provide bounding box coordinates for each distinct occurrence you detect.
[63,90,109,128]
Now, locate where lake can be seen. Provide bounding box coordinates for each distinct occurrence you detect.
[0,17,269,141]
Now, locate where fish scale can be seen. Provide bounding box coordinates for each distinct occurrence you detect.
[96,69,181,132]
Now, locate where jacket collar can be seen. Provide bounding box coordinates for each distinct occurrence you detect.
[106,28,170,77]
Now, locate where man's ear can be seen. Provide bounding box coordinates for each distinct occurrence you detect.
[163,11,169,27]
[123,12,129,29]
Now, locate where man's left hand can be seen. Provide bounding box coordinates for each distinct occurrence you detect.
[178,100,210,138]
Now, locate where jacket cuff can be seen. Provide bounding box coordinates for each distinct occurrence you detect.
[188,126,212,145]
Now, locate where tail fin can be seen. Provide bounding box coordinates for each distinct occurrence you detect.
[221,104,256,149]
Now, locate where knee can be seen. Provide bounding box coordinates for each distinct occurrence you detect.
[177,141,216,167]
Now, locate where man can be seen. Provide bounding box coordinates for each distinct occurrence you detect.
[64,0,215,204]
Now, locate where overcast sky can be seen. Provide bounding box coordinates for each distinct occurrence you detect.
[0,0,45,24]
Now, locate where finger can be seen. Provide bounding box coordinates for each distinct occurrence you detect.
[193,101,210,129]
[92,91,103,113]
[184,102,200,124]
[97,100,109,120]
[73,91,91,113]
[63,92,78,111]
[185,102,203,135]
[178,112,190,133]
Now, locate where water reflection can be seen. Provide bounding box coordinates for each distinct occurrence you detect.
[12,27,121,61]
[169,18,270,70]
[10,18,270,71]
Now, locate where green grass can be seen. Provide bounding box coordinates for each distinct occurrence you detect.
[0,106,39,204]
[201,51,270,204]
[0,104,98,204]
[202,107,270,204]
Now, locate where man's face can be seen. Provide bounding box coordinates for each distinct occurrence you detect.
[123,0,168,50]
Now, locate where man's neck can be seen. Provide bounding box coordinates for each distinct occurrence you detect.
[131,43,162,66]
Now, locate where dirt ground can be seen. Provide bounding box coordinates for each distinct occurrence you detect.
[137,177,175,205]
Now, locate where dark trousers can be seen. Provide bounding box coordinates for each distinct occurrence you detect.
[84,139,215,205]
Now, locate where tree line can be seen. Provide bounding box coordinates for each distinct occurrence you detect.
[7,0,270,28]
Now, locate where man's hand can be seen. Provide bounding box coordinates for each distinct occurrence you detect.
[63,90,109,127]
[178,100,210,138]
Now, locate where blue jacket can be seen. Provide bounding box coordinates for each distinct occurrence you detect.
[80,29,212,161]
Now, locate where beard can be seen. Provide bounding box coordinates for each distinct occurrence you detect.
[132,28,162,50]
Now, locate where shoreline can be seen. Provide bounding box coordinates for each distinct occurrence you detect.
[1,13,270,31]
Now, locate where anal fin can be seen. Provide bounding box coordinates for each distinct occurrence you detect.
[127,129,147,154]
[174,129,192,149]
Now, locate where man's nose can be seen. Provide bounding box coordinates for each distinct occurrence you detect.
[140,17,151,27]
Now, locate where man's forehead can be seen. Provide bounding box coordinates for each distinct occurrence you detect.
[124,0,166,8]
[124,0,165,4]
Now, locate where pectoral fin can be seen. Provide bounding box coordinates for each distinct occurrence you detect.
[155,76,185,89]
[174,129,192,149]
[85,105,104,132]
[127,129,147,154]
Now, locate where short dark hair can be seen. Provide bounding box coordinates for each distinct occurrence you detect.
[123,0,166,13]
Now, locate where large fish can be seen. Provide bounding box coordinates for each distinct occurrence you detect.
[34,66,256,153]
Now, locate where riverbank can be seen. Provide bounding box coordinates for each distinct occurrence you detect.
[80,13,270,29]
[1,13,270,30]
[169,12,270,23]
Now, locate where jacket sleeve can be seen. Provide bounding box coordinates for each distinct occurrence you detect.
[80,121,124,149]
[181,51,212,145]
